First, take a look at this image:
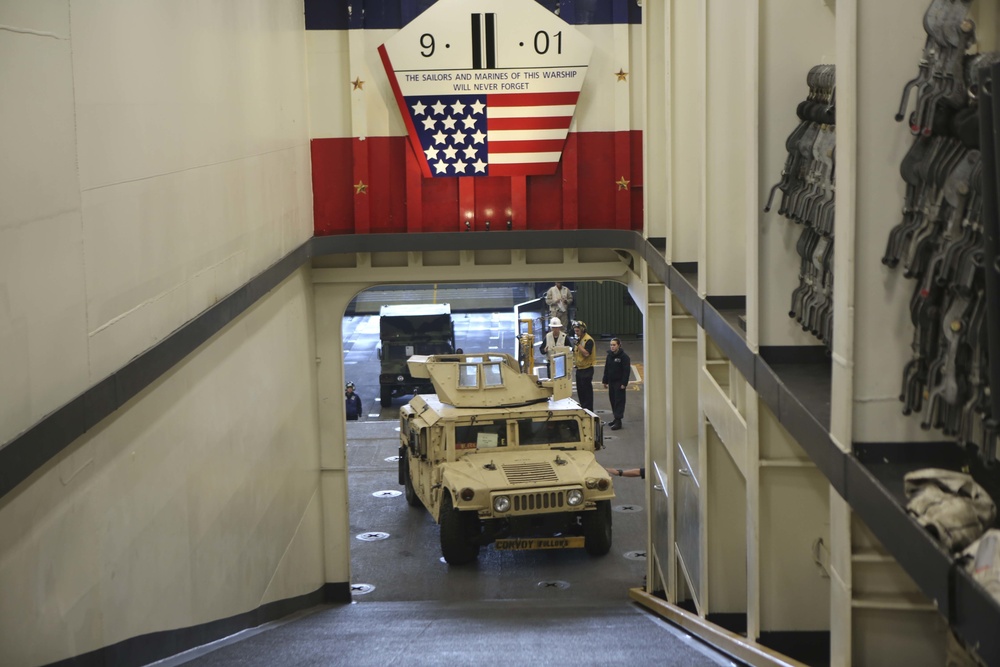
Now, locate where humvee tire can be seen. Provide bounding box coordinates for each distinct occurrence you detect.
[439,493,480,565]
[402,456,421,508]
[582,500,613,556]
[381,386,393,407]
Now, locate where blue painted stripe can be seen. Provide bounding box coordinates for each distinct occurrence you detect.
[305,0,641,30]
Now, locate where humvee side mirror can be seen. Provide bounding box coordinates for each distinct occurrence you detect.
[594,417,604,450]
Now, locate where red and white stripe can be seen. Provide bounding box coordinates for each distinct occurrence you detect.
[486,91,579,175]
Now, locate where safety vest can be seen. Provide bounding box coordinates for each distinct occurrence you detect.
[545,331,567,351]
[574,333,595,369]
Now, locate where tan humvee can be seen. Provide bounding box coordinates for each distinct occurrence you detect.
[398,348,614,565]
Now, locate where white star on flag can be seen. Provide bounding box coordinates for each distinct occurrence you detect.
[412,100,427,116]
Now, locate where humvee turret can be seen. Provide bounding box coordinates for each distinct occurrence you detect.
[398,348,614,565]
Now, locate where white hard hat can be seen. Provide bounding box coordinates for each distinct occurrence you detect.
[549,317,563,327]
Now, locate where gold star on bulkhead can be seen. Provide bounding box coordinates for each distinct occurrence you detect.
[352,77,365,90]
[354,181,368,194]
[616,176,630,191]
[615,68,628,82]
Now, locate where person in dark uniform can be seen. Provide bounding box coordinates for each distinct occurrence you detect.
[345,381,362,421]
[601,338,630,430]
[572,321,596,411]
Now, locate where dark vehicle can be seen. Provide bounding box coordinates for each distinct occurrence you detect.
[378,304,457,406]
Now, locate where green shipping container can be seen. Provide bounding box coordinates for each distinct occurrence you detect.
[573,281,642,338]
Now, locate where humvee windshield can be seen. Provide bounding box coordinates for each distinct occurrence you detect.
[455,420,507,449]
[452,418,581,451]
[380,311,452,339]
[518,419,580,446]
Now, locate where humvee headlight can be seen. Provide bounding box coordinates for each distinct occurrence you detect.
[460,487,475,502]
[587,477,606,489]
[493,495,511,513]
[597,478,610,491]
[567,489,584,506]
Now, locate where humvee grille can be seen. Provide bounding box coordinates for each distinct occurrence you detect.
[501,462,558,484]
[513,491,565,512]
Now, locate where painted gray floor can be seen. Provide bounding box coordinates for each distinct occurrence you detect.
[157,311,743,667]
[170,600,738,666]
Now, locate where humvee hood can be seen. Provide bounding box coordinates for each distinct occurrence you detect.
[443,450,605,490]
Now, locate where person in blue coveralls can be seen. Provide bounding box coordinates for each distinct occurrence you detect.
[345,382,362,421]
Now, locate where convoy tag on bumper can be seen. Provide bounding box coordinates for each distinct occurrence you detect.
[494,536,586,550]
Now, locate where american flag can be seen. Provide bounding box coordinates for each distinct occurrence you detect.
[403,91,579,177]
[309,0,642,235]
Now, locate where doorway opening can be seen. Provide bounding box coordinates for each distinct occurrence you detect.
[341,281,647,603]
